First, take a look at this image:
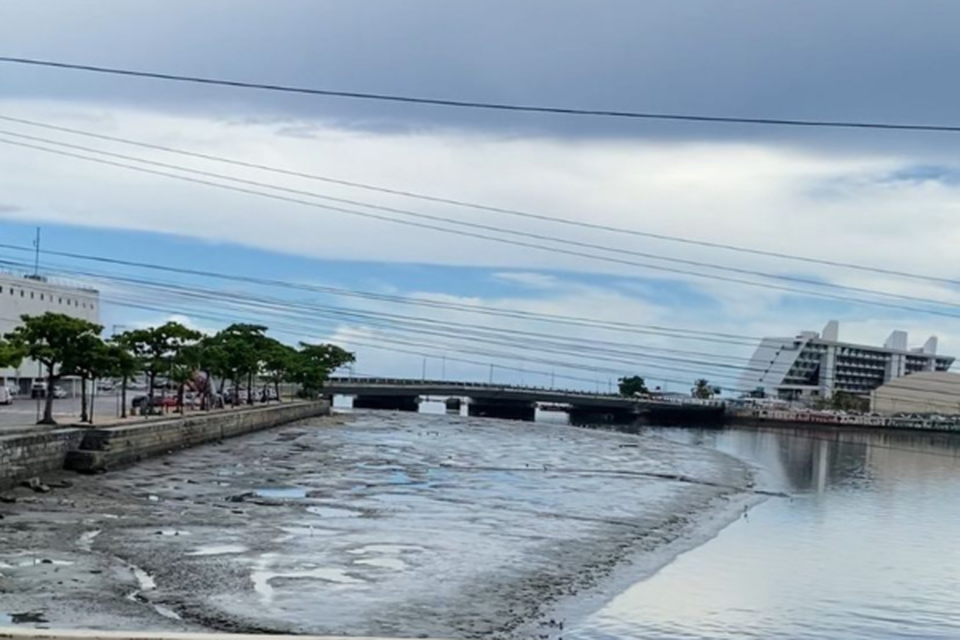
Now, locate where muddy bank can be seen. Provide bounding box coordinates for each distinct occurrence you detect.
[0,412,753,638]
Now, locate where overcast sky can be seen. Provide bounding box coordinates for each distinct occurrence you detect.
[2,1,960,390]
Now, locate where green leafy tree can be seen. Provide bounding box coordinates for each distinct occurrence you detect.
[692,378,715,399]
[105,340,140,419]
[293,342,355,398]
[216,324,269,405]
[816,391,869,413]
[261,339,298,402]
[4,313,103,425]
[617,375,648,398]
[0,339,24,370]
[120,322,201,413]
[64,332,107,423]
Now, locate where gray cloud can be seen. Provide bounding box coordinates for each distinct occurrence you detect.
[3,0,960,153]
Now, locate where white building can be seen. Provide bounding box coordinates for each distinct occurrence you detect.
[742,320,954,401]
[871,371,960,415]
[0,272,101,393]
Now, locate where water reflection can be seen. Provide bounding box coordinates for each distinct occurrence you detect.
[571,426,960,640]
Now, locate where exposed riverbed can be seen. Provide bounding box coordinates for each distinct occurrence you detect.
[0,411,753,638]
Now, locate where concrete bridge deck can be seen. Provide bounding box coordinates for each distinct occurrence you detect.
[324,377,726,424]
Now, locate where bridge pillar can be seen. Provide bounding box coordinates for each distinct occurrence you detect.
[468,397,536,422]
[568,405,638,426]
[353,395,420,412]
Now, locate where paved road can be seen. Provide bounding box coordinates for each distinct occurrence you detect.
[0,394,125,433]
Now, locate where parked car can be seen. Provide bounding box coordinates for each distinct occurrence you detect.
[52,385,67,399]
[0,387,12,405]
[132,394,179,411]
[31,381,47,399]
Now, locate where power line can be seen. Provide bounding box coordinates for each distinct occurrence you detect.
[2,112,953,289]
[5,127,960,313]
[0,255,760,381]
[4,136,960,321]
[0,243,761,346]
[4,56,960,134]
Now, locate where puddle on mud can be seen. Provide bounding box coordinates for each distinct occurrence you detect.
[306,506,361,518]
[1,611,48,624]
[154,530,190,537]
[354,557,407,570]
[255,486,308,499]
[186,544,248,556]
[252,567,366,600]
[347,544,425,555]
[77,530,101,551]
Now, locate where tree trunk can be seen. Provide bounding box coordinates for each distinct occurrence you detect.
[275,379,281,404]
[40,368,56,425]
[120,374,128,419]
[80,377,89,423]
[177,382,185,414]
[247,371,254,405]
[147,372,156,415]
[89,381,96,425]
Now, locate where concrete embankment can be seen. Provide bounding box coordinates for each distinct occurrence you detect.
[0,401,329,489]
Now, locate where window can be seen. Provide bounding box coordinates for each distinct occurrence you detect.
[58,297,62,304]
[40,294,44,301]
[20,290,23,297]
[30,292,34,299]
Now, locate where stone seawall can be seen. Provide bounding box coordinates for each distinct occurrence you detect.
[0,429,85,489]
[0,401,330,488]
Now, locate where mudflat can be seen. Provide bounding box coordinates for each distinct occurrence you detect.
[0,412,752,638]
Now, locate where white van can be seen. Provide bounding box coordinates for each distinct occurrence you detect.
[0,387,13,405]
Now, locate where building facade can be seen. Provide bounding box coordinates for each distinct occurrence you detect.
[871,371,960,415]
[743,321,954,401]
[0,272,101,393]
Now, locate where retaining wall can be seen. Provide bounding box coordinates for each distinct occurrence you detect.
[0,401,329,488]
[0,429,85,489]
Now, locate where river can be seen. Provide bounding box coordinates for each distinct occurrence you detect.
[569,425,960,639]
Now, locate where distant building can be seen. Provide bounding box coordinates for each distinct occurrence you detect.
[871,371,960,415]
[743,320,954,401]
[0,272,100,394]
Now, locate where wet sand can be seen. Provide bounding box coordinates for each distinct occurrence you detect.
[0,412,753,638]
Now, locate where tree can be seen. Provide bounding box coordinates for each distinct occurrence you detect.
[105,341,140,419]
[4,313,103,425]
[216,324,268,405]
[293,342,355,398]
[692,378,715,399]
[816,391,868,413]
[63,332,106,423]
[120,322,201,414]
[618,375,648,398]
[261,339,298,402]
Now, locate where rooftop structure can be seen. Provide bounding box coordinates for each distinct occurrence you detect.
[743,320,954,401]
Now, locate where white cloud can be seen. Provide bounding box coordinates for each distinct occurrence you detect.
[5,100,960,389]
[490,272,560,289]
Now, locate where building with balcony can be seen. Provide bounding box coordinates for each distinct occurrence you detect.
[742,320,954,401]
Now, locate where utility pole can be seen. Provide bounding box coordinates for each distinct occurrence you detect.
[442,355,446,380]
[421,357,426,381]
[32,227,41,276]
[550,370,555,388]
[489,364,494,384]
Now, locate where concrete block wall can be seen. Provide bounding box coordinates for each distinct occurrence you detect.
[0,429,85,490]
[65,401,330,473]
[0,401,330,487]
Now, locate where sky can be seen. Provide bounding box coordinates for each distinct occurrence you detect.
[2,0,960,392]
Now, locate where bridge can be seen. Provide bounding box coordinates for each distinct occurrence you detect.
[324,377,726,425]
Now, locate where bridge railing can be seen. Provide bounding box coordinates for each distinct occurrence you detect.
[324,377,726,407]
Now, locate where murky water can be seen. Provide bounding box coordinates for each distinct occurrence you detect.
[571,426,960,639]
